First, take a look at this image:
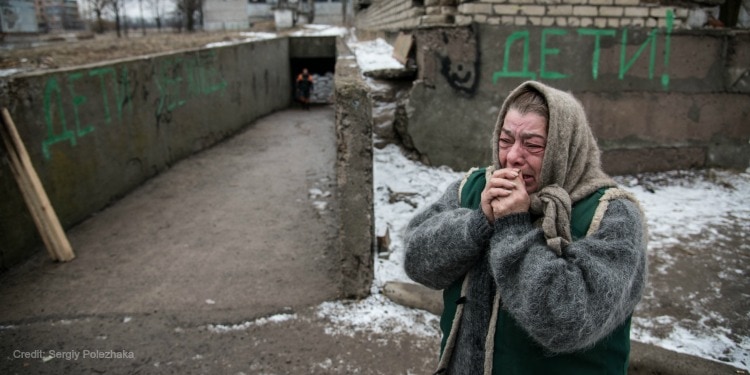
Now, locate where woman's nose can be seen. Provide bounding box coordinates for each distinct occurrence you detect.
[505,142,524,167]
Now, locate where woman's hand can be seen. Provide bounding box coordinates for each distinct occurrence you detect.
[481,168,530,224]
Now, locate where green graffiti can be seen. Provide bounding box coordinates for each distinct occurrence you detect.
[577,28,617,80]
[199,52,228,94]
[619,28,658,80]
[89,68,115,123]
[41,67,133,159]
[492,10,675,88]
[662,11,673,89]
[39,48,228,159]
[156,57,187,114]
[116,67,132,119]
[156,50,227,116]
[67,72,95,138]
[42,77,76,160]
[540,29,568,79]
[492,31,537,82]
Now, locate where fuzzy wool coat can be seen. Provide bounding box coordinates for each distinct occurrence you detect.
[403,81,648,374]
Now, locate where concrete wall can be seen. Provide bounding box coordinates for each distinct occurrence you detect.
[315,2,346,26]
[356,1,749,173]
[290,36,337,58]
[334,39,374,299]
[248,1,345,25]
[0,38,292,270]
[401,24,750,174]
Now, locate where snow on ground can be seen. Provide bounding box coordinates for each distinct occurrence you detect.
[290,24,348,37]
[345,36,405,73]
[316,294,439,339]
[0,68,24,78]
[372,144,463,288]
[203,32,280,48]
[617,171,750,275]
[207,313,298,333]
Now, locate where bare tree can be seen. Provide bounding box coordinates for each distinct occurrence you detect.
[147,0,171,31]
[177,0,202,32]
[109,0,123,37]
[138,0,146,35]
[87,0,110,33]
[307,0,315,24]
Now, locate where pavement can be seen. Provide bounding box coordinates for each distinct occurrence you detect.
[0,105,745,374]
[0,106,437,374]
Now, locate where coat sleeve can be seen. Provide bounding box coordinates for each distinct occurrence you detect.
[488,198,647,352]
[403,180,494,290]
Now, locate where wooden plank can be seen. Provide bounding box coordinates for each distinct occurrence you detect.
[0,122,58,260]
[392,32,414,65]
[1,108,75,262]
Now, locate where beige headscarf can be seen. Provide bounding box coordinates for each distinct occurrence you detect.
[492,81,617,255]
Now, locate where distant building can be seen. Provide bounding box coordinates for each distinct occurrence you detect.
[35,0,82,32]
[202,0,344,31]
[0,0,39,33]
[203,0,248,30]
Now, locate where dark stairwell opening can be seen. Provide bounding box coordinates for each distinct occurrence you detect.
[290,57,337,108]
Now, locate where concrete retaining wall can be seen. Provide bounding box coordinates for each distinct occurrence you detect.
[403,25,750,174]
[334,39,375,299]
[0,38,292,270]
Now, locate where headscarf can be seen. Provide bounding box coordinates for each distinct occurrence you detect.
[492,81,617,255]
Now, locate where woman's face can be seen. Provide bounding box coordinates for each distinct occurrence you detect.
[498,109,548,194]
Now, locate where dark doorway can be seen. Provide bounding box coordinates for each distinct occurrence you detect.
[291,57,337,106]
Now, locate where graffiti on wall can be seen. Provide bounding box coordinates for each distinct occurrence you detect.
[42,67,133,160]
[154,50,228,116]
[438,29,480,96]
[418,27,481,97]
[41,50,227,160]
[492,10,674,89]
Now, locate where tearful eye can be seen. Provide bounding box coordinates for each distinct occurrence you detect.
[498,138,514,148]
[525,143,546,153]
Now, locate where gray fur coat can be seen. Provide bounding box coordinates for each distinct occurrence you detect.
[403,81,648,374]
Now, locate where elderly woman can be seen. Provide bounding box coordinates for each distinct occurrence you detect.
[404,81,648,374]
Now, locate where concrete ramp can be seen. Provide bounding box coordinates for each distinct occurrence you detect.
[0,106,445,374]
[0,106,340,324]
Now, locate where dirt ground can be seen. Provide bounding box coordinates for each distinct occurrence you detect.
[0,24,279,74]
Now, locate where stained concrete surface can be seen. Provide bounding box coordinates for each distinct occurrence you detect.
[0,106,437,374]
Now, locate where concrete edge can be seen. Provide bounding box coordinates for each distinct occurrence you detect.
[334,36,375,299]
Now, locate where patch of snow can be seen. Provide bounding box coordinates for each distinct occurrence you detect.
[204,32,278,48]
[345,38,404,73]
[632,316,750,370]
[290,24,348,37]
[0,68,25,77]
[208,313,298,333]
[316,294,440,338]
